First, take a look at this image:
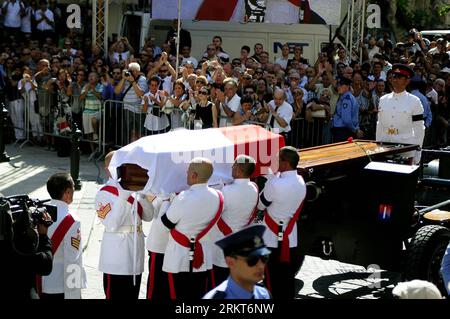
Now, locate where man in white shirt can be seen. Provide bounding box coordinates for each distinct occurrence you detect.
[40,173,87,299]
[266,89,293,144]
[210,155,259,286]
[257,146,306,299]
[160,158,224,299]
[275,43,290,70]
[218,77,241,127]
[96,152,154,299]
[2,0,25,40]
[180,46,198,69]
[34,0,54,44]
[376,64,425,164]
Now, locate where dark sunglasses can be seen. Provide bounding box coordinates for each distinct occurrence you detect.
[159,69,168,72]
[392,74,407,79]
[235,254,270,267]
[207,48,215,51]
[199,91,209,95]
[245,90,254,94]
[196,80,206,84]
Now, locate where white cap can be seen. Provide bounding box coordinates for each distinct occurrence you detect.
[392,280,443,299]
[441,67,450,74]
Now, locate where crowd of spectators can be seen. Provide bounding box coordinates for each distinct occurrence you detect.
[1,3,449,155]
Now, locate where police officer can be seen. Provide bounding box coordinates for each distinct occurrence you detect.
[40,173,86,299]
[203,225,271,299]
[209,155,259,287]
[331,77,363,142]
[96,151,154,299]
[376,64,425,164]
[160,157,224,299]
[441,241,450,296]
[257,146,306,299]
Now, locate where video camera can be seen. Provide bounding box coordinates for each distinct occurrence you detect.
[0,195,57,242]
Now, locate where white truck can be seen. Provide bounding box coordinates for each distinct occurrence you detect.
[119,11,340,65]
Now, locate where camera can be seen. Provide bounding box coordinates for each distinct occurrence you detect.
[124,70,131,77]
[0,195,57,237]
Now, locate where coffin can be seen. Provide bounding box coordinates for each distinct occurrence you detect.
[110,125,285,194]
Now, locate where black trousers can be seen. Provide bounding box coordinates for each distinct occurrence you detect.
[146,252,170,300]
[103,273,141,299]
[331,127,355,142]
[40,293,64,299]
[264,246,304,299]
[168,271,208,299]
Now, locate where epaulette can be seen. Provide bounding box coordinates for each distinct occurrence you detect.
[212,290,227,299]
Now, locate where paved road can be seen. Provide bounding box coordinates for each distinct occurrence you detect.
[0,143,401,299]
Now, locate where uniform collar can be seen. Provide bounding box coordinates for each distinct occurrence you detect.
[227,276,254,299]
[280,170,298,178]
[189,183,208,190]
[392,90,407,98]
[234,178,250,184]
[50,199,69,219]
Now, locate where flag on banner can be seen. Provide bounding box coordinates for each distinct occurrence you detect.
[151,0,341,25]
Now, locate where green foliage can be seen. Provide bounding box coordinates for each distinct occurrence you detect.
[438,5,450,17]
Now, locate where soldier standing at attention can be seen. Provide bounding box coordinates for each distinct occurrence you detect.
[331,77,363,142]
[203,225,271,299]
[160,157,224,299]
[376,64,425,164]
[257,146,306,299]
[40,173,86,299]
[96,151,154,299]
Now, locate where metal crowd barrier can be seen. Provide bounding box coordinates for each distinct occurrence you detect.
[7,91,329,157]
[290,116,329,149]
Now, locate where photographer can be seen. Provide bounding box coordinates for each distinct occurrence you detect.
[1,200,53,299]
[115,62,147,143]
[109,36,134,65]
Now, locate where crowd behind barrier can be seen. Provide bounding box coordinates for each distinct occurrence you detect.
[0,3,449,157]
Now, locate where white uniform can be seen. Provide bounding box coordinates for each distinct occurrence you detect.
[376,91,425,163]
[210,179,259,268]
[145,195,172,254]
[162,183,223,273]
[258,170,306,248]
[42,200,87,299]
[96,179,154,275]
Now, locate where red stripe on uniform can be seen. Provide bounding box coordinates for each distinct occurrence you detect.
[168,273,176,300]
[147,252,156,299]
[106,274,111,299]
[210,268,216,289]
[100,185,119,196]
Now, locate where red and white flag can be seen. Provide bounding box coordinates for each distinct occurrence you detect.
[151,0,340,25]
[109,125,285,194]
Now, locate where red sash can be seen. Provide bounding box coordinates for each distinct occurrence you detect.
[217,182,259,236]
[264,200,304,263]
[170,191,224,270]
[127,195,143,220]
[36,214,76,294]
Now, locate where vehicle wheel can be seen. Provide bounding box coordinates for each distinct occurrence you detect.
[404,225,450,294]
